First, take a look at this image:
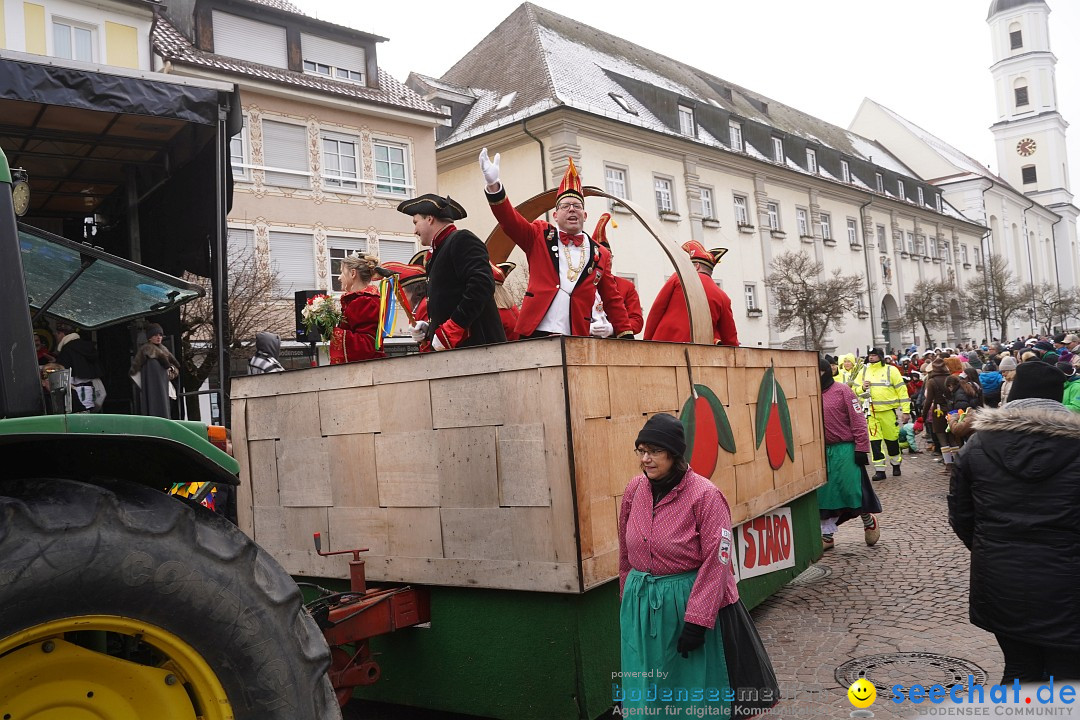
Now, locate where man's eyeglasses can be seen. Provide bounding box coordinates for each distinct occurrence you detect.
[634,446,666,458]
[556,202,583,211]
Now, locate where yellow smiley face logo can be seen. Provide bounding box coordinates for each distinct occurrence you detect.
[848,678,876,708]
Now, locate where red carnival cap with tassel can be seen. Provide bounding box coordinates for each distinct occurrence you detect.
[682,241,729,268]
[592,213,618,248]
[556,158,584,205]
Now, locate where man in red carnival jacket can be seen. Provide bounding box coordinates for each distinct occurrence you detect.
[643,242,739,346]
[479,149,634,339]
[592,213,643,335]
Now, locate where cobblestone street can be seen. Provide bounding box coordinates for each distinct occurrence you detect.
[347,449,1020,720]
[750,449,1002,719]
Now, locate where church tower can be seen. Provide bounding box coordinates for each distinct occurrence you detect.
[988,0,1078,293]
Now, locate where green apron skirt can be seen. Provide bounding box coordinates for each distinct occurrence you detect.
[618,568,731,712]
[818,441,864,512]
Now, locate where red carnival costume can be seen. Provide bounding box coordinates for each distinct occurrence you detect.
[592,213,643,335]
[643,242,739,346]
[485,158,633,338]
[331,286,385,364]
[492,261,520,341]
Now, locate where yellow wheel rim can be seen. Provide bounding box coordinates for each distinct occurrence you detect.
[0,615,233,720]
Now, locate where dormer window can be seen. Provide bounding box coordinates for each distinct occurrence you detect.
[680,105,696,137]
[609,93,637,115]
[212,11,287,68]
[301,34,366,84]
[495,92,516,111]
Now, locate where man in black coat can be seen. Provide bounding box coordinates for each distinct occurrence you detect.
[397,194,504,351]
[949,361,1080,683]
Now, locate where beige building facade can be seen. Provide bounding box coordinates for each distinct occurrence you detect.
[0,0,151,68]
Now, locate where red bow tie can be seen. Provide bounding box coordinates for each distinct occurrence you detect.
[560,232,585,247]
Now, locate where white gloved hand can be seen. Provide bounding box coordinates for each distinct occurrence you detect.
[432,333,447,352]
[479,147,501,189]
[409,321,429,343]
[590,317,613,338]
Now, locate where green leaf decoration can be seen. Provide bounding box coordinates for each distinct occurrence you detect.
[775,380,795,461]
[697,384,735,454]
[754,366,774,449]
[679,394,697,462]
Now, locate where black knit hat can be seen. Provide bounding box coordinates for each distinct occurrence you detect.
[868,347,884,360]
[1009,361,1066,402]
[146,323,164,337]
[635,413,686,458]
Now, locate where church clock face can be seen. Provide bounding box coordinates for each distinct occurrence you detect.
[1016,138,1037,157]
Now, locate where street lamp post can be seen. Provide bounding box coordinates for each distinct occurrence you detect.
[1027,307,1035,335]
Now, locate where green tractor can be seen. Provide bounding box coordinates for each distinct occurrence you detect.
[0,150,340,718]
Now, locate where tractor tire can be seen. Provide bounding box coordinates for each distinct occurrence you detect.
[0,477,341,720]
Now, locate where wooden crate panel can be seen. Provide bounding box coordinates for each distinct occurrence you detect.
[232,362,373,399]
[790,396,815,446]
[328,434,379,507]
[509,507,557,562]
[374,431,440,507]
[567,366,610,419]
[253,506,338,578]
[246,393,321,441]
[538,367,578,564]
[795,366,817,399]
[233,399,255,535]
[375,557,580,593]
[429,374,503,428]
[319,387,380,436]
[370,337,564,385]
[388,507,444,558]
[441,508,514,561]
[500,369,545,426]
[693,365,730,406]
[496,423,550,507]
[248,439,279,508]
[439,426,499,508]
[735,457,773,507]
[328,507,389,556]
[276,437,331,507]
[607,365,679,418]
[589,496,619,559]
[774,368,797,399]
[729,404,758,466]
[377,381,431,433]
[582,550,619,590]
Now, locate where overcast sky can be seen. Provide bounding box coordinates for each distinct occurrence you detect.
[294,0,1079,186]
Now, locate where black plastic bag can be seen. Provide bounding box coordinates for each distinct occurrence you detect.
[719,599,780,718]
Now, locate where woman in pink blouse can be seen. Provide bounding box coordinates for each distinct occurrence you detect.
[617,413,739,712]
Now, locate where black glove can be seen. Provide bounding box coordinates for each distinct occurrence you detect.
[854,451,870,466]
[676,622,707,658]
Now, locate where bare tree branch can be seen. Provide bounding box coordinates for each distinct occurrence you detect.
[764,250,864,352]
[903,279,953,348]
[962,254,1028,340]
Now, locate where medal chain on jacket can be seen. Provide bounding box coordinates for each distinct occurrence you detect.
[562,240,587,281]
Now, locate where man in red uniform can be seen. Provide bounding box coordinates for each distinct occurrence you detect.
[643,242,739,346]
[479,149,634,339]
[592,213,643,335]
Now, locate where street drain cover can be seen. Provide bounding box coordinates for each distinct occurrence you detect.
[788,564,832,586]
[835,653,988,693]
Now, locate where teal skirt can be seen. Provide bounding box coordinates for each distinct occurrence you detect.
[618,569,731,712]
[818,441,864,512]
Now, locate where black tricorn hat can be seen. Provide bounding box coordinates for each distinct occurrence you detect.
[396,193,467,221]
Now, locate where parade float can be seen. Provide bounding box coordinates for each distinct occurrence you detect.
[230,187,826,719]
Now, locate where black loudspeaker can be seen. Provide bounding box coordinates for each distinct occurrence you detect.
[294,290,325,343]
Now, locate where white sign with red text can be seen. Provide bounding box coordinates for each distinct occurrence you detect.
[734,507,795,580]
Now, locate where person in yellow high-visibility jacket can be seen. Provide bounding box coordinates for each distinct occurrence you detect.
[855,348,911,479]
[836,353,861,389]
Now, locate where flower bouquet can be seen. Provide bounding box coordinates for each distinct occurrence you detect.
[300,294,342,341]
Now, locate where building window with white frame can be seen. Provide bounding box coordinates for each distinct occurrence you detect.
[943,241,952,263]
[841,160,851,183]
[53,19,95,62]
[905,231,915,254]
[700,187,715,219]
[914,234,924,256]
[679,105,695,136]
[847,218,859,245]
[917,186,925,206]
[268,230,316,296]
[729,120,743,151]
[373,140,409,195]
[877,225,887,253]
[806,148,818,174]
[767,201,780,230]
[328,237,367,291]
[744,284,758,311]
[733,195,749,226]
[935,194,942,212]
[820,212,832,240]
[302,33,366,84]
[262,119,310,189]
[605,165,628,199]
[772,137,784,163]
[960,244,968,264]
[230,116,249,181]
[875,172,884,194]
[378,238,419,263]
[973,246,982,266]
[796,207,810,237]
[898,180,906,201]
[322,133,360,190]
[654,176,674,213]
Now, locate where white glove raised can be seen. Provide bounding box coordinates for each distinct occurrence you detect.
[590,317,613,338]
[479,147,501,190]
[432,333,447,352]
[409,321,429,343]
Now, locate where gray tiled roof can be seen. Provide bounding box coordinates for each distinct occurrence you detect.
[432,3,972,222]
[244,0,306,14]
[153,16,440,117]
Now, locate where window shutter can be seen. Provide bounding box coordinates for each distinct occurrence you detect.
[227,228,255,258]
[268,231,316,296]
[212,11,287,68]
[262,120,310,189]
[378,239,417,263]
[301,34,366,78]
